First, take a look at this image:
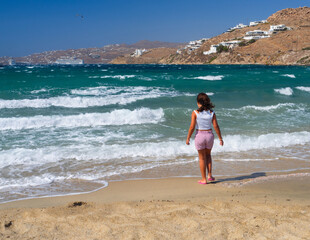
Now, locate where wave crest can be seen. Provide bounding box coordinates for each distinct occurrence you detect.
[274,87,293,96]
[282,74,296,78]
[296,86,310,93]
[0,86,185,109]
[193,75,224,81]
[0,108,164,130]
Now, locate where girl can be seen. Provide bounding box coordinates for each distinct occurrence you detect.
[186,93,224,184]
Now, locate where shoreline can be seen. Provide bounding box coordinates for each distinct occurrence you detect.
[1,170,309,239]
[1,169,309,210]
[1,167,310,208]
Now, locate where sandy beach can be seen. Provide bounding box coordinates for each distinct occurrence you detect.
[0,171,309,239]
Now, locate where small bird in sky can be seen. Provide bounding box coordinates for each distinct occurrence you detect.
[76,14,84,20]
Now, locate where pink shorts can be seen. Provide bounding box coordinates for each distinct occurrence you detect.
[195,131,214,150]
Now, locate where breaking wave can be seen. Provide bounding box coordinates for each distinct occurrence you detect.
[30,88,49,94]
[296,86,310,93]
[1,131,309,167]
[193,75,224,81]
[0,86,185,109]
[274,87,293,96]
[0,108,164,131]
[239,103,296,111]
[282,74,296,78]
[100,75,136,80]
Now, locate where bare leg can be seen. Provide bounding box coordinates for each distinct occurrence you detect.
[198,149,207,183]
[205,148,213,179]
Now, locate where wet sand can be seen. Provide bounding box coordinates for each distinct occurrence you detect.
[0,171,310,239]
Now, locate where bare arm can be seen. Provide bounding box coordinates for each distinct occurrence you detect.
[186,111,196,145]
[212,113,224,146]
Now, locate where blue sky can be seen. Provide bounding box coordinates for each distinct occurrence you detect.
[1,0,309,57]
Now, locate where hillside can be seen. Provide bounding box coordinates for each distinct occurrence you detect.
[110,48,178,64]
[0,40,184,65]
[160,7,310,65]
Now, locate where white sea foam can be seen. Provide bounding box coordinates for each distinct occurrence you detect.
[71,86,171,97]
[0,86,181,109]
[1,131,309,168]
[30,88,48,94]
[0,174,68,190]
[212,131,310,153]
[100,75,136,80]
[274,87,293,96]
[206,92,214,96]
[0,173,109,194]
[240,103,295,111]
[282,74,296,78]
[193,75,224,81]
[295,86,310,93]
[0,108,164,131]
[0,131,309,193]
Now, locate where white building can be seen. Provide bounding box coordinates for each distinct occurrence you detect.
[233,23,248,30]
[244,30,270,40]
[179,38,209,54]
[220,40,242,48]
[54,57,84,65]
[203,45,218,55]
[249,20,267,26]
[131,49,147,57]
[269,24,287,32]
[227,23,248,32]
[203,40,241,55]
[8,59,16,66]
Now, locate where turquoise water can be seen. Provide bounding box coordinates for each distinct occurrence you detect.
[0,64,309,202]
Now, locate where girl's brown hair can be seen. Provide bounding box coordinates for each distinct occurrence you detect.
[197,92,214,112]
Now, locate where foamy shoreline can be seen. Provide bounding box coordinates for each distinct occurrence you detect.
[0,169,309,209]
[0,170,309,239]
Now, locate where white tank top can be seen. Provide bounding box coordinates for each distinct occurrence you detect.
[194,110,214,130]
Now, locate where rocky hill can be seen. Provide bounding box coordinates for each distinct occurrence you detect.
[160,7,310,65]
[0,40,184,65]
[110,48,178,64]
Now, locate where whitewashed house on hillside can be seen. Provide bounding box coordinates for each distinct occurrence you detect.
[203,40,241,55]
[269,24,288,32]
[177,38,209,54]
[227,23,248,32]
[244,30,270,40]
[249,20,267,26]
[131,49,147,57]
[203,45,218,55]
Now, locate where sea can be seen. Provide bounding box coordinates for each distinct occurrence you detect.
[0,64,309,203]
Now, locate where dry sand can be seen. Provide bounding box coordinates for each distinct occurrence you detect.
[0,172,310,239]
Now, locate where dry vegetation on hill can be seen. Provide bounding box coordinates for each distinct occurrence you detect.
[110,48,178,64]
